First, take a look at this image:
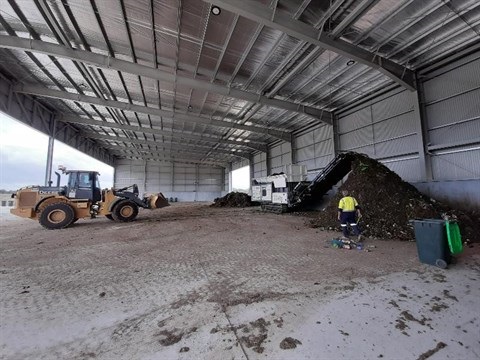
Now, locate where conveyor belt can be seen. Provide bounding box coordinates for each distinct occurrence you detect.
[290,152,355,208]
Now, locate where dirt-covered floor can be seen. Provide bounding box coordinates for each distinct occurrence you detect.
[1,203,479,359]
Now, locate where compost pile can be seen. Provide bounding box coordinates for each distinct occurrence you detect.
[310,153,479,242]
[211,192,257,208]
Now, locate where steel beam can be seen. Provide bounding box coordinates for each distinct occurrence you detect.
[0,35,328,121]
[58,113,266,147]
[204,0,416,91]
[118,154,227,168]
[12,83,290,142]
[103,143,250,160]
[109,147,236,163]
[79,128,266,153]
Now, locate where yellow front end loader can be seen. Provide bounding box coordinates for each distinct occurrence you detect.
[10,167,169,230]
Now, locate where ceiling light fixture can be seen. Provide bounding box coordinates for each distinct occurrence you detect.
[211,5,221,16]
[347,60,355,66]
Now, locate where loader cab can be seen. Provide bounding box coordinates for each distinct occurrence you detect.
[66,171,102,202]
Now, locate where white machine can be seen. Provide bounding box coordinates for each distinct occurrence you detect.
[251,153,357,213]
[252,164,308,212]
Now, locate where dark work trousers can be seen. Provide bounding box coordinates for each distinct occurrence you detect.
[340,211,360,237]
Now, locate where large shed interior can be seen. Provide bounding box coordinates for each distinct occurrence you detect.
[1,1,480,359]
[0,0,479,208]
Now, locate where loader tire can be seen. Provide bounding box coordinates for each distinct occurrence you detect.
[39,202,75,230]
[105,214,114,220]
[112,200,138,222]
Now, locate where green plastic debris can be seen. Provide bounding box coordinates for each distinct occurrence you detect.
[445,221,463,255]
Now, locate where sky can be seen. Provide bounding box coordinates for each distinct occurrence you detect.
[0,112,114,191]
[0,111,251,193]
[232,166,250,192]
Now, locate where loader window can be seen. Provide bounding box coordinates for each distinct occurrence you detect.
[79,173,92,188]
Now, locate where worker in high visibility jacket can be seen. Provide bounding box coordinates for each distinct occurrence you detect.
[337,190,362,240]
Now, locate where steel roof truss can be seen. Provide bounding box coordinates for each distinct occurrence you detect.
[205,0,416,91]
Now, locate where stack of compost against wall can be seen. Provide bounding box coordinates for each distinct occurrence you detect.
[310,154,479,242]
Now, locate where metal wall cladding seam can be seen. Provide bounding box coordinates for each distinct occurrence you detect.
[297,159,316,177]
[295,132,313,149]
[296,145,315,162]
[431,148,480,180]
[315,154,335,170]
[429,121,480,145]
[269,142,292,168]
[374,135,418,158]
[270,143,283,158]
[371,90,414,123]
[339,125,373,150]
[346,144,376,157]
[313,124,333,143]
[423,56,480,103]
[382,157,422,182]
[253,153,267,178]
[338,107,372,134]
[253,152,266,164]
[231,159,249,171]
[425,90,480,129]
[314,139,334,159]
[373,112,417,142]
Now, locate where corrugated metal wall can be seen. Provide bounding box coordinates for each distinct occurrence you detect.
[269,142,292,174]
[231,159,249,171]
[253,153,267,178]
[115,159,224,201]
[337,89,423,182]
[294,124,334,180]
[422,52,480,181]
[114,51,479,203]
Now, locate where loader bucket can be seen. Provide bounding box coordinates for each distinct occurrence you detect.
[148,193,170,209]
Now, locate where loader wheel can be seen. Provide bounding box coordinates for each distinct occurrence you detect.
[39,202,75,230]
[112,200,138,222]
[105,214,114,220]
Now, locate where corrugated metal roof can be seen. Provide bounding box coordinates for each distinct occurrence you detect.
[0,0,478,166]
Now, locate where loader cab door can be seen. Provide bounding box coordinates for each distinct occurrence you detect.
[67,171,101,202]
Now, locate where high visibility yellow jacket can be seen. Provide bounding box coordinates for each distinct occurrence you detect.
[338,196,359,212]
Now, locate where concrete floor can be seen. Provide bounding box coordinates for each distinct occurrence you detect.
[0,203,479,360]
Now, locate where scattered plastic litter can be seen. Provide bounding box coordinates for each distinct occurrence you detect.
[330,238,364,250]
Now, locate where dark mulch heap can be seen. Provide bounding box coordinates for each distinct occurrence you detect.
[211,192,257,207]
[309,153,479,242]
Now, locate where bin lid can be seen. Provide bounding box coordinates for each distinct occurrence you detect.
[445,221,463,255]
